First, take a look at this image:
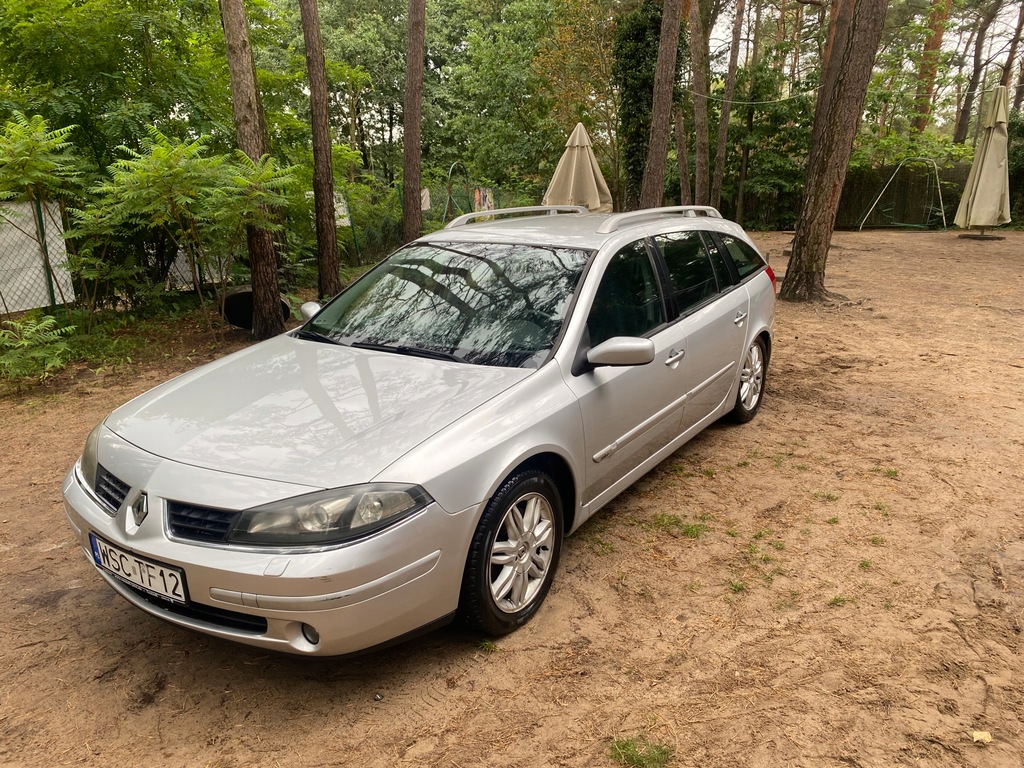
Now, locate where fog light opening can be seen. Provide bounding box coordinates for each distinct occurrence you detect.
[301,623,320,645]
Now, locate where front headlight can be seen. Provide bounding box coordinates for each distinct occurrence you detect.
[228,484,433,546]
[79,422,103,491]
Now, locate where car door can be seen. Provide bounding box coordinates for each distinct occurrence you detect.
[652,229,750,434]
[564,238,689,507]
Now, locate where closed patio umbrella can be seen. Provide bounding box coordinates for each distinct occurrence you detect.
[955,85,1012,234]
[542,123,613,213]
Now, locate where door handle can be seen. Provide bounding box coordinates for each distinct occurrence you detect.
[733,311,748,325]
[665,348,685,366]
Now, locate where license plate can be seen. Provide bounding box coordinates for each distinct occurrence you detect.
[89,533,188,604]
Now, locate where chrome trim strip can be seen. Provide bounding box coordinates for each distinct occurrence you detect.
[593,392,688,463]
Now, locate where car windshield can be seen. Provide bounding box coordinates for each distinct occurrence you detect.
[306,241,592,368]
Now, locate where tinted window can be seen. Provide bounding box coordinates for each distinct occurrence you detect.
[308,242,591,368]
[720,234,766,279]
[704,234,736,287]
[655,230,719,313]
[587,240,666,346]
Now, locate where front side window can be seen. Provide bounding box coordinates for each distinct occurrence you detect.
[586,240,666,346]
[307,242,591,368]
[720,234,766,279]
[654,230,719,314]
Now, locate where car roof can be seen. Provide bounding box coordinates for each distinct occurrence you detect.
[418,205,751,252]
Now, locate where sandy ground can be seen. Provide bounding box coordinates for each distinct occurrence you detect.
[0,230,1022,768]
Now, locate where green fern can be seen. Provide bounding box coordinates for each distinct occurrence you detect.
[0,315,76,381]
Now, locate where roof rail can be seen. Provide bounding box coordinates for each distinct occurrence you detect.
[444,205,589,229]
[596,205,723,234]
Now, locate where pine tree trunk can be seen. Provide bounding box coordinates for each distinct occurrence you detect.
[640,0,683,208]
[687,0,710,205]
[912,0,953,133]
[1001,2,1024,86]
[402,0,426,243]
[953,1,1004,144]
[219,0,284,339]
[298,0,342,299]
[780,0,887,303]
[674,104,693,205]
[711,0,745,210]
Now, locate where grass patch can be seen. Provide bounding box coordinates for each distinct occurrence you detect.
[858,559,872,570]
[610,736,674,768]
[814,491,840,502]
[729,581,747,594]
[826,516,839,525]
[828,596,854,607]
[478,639,498,654]
[588,536,615,555]
[870,535,887,547]
[650,513,709,539]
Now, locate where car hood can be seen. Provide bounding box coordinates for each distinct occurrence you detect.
[106,335,532,489]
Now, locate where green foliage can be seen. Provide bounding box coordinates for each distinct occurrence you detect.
[0,314,75,382]
[610,736,674,768]
[1008,110,1024,221]
[0,0,231,167]
[612,0,661,210]
[445,0,562,188]
[0,112,81,202]
[77,130,293,269]
[723,60,813,228]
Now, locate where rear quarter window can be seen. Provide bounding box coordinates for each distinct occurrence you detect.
[720,234,766,280]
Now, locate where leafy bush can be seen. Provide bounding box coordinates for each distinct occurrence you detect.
[0,315,75,382]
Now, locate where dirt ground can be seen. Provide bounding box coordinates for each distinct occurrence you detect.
[0,230,1022,768]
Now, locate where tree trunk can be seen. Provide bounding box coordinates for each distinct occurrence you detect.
[674,104,693,205]
[953,1,1004,145]
[402,0,425,243]
[687,0,710,205]
[912,0,953,133]
[640,0,683,208]
[1016,54,1024,110]
[298,0,342,300]
[218,0,283,339]
[736,0,762,226]
[1001,1,1024,86]
[711,0,745,210]
[780,0,887,303]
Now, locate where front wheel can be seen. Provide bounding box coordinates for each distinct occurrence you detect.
[730,336,767,423]
[460,470,563,636]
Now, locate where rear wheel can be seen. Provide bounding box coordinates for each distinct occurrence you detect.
[731,336,767,423]
[460,470,563,635]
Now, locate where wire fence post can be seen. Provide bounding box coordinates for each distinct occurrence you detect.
[32,197,57,309]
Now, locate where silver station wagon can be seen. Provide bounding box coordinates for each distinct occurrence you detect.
[62,205,776,656]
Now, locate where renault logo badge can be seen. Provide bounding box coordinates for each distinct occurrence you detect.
[131,492,149,526]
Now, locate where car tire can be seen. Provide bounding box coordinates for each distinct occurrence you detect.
[460,469,563,636]
[730,336,767,423]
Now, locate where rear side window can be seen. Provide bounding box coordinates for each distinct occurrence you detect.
[720,234,766,279]
[654,230,719,314]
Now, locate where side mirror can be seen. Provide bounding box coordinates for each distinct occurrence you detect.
[586,336,656,367]
[299,301,322,321]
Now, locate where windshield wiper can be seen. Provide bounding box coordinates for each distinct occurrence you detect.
[292,328,345,345]
[351,340,463,362]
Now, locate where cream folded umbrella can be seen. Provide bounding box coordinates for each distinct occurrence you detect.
[955,85,1012,231]
[542,123,613,213]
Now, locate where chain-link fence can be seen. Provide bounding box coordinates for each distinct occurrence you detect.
[0,201,76,320]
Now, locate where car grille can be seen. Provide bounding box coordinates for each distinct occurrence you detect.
[95,465,130,515]
[167,501,240,543]
[122,583,269,634]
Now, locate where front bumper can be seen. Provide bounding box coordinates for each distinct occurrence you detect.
[62,464,474,656]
